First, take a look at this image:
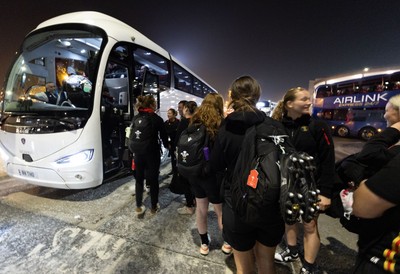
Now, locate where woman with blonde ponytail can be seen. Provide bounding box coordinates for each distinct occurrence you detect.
[272,87,335,274]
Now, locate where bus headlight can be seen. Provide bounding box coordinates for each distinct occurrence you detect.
[56,149,94,164]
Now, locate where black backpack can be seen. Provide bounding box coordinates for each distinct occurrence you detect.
[176,124,209,178]
[230,117,320,225]
[128,113,156,154]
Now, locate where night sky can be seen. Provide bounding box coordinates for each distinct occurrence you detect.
[1,0,400,101]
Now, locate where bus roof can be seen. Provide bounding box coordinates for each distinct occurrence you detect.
[311,66,400,89]
[34,11,169,59]
[32,11,216,92]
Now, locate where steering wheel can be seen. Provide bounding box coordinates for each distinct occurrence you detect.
[61,100,76,108]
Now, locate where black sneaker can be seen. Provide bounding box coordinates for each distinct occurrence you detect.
[274,248,299,263]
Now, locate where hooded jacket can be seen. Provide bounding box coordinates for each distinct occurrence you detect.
[210,110,266,187]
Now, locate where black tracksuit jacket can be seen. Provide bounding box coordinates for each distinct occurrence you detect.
[281,114,335,198]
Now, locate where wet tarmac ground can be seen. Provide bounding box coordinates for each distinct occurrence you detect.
[0,137,363,273]
[0,169,358,274]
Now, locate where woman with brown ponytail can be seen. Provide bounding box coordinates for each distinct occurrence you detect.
[210,76,284,274]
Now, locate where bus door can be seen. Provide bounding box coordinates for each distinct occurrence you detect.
[140,69,169,161]
[102,46,131,173]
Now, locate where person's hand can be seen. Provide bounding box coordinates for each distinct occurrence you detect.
[317,195,331,211]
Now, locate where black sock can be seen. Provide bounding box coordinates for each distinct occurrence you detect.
[303,259,316,271]
[200,233,209,245]
[288,244,299,255]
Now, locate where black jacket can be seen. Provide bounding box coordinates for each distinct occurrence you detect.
[164,118,180,150]
[356,126,400,167]
[137,110,169,153]
[175,117,189,147]
[356,153,400,256]
[281,114,335,198]
[210,110,266,184]
[338,126,400,186]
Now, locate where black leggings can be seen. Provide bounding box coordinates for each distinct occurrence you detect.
[134,152,161,209]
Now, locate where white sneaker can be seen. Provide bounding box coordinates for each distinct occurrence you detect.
[200,234,211,255]
[221,241,232,255]
[274,247,299,263]
[200,243,209,255]
[177,206,195,215]
[135,205,146,216]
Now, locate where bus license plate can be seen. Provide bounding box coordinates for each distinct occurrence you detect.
[18,169,36,178]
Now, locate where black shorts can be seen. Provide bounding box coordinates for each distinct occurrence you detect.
[222,201,284,251]
[188,175,222,204]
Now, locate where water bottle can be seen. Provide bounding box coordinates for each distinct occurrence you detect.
[203,147,209,161]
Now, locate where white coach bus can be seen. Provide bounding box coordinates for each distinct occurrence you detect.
[0,11,216,189]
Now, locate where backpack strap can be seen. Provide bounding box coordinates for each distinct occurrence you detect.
[268,135,289,154]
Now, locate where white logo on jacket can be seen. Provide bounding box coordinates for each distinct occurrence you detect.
[181,151,189,162]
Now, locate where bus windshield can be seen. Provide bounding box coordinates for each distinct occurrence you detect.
[2,27,105,130]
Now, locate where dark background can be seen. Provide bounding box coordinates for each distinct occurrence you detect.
[1,0,400,101]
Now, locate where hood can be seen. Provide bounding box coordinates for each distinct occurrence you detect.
[225,110,266,135]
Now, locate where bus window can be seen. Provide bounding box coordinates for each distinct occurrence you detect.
[104,60,129,110]
[132,47,170,92]
[368,111,385,122]
[321,110,333,120]
[109,45,129,62]
[143,70,160,110]
[173,63,193,94]
[333,109,347,121]
[316,85,331,98]
[203,85,214,95]
[193,78,203,97]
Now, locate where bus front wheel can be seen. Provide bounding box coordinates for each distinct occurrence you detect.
[359,127,376,141]
[336,126,350,137]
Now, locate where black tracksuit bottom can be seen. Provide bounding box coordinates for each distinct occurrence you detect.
[134,151,161,209]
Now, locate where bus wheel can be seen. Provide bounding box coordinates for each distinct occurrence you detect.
[359,127,376,141]
[336,126,349,137]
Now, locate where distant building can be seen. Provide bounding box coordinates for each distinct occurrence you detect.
[256,100,277,116]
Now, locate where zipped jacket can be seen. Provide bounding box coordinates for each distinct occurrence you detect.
[281,114,335,198]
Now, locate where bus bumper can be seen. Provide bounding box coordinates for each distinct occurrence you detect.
[6,162,102,189]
